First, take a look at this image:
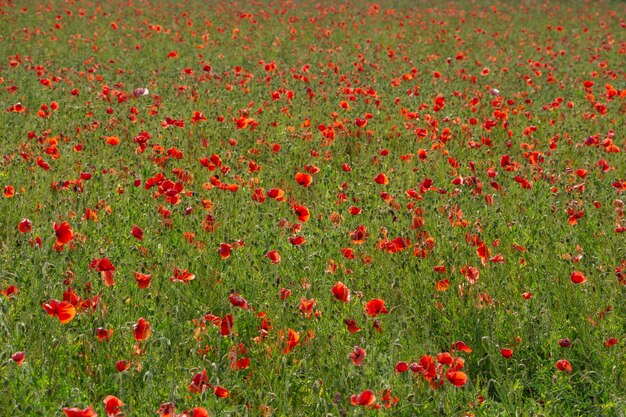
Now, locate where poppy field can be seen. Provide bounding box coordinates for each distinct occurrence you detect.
[2,0,626,415]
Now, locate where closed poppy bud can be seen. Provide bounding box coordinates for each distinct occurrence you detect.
[558,338,572,348]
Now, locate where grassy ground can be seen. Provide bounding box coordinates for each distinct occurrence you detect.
[1,0,626,416]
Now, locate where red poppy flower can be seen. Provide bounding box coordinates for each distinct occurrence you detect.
[54,221,74,245]
[373,173,389,185]
[133,317,151,341]
[18,219,32,233]
[181,408,210,417]
[11,351,25,366]
[156,403,176,417]
[95,328,114,342]
[91,257,116,287]
[570,271,587,284]
[131,225,143,240]
[364,299,388,317]
[348,206,362,215]
[116,360,130,372]
[299,298,316,317]
[558,338,572,348]
[214,386,229,398]
[293,205,310,222]
[454,341,472,353]
[350,390,376,406]
[289,235,306,246]
[331,281,351,302]
[436,352,453,365]
[436,279,450,291]
[350,225,368,244]
[460,265,480,284]
[446,369,468,387]
[349,346,366,366]
[501,348,513,358]
[266,188,285,201]
[556,359,572,373]
[605,338,619,348]
[295,172,313,187]
[63,406,97,417]
[171,268,195,283]
[229,292,248,309]
[283,328,300,354]
[103,395,123,417]
[344,319,361,333]
[3,185,15,198]
[1,285,18,299]
[188,369,210,394]
[134,272,151,289]
[265,250,281,264]
[220,314,234,336]
[43,299,76,324]
[395,361,408,373]
[219,243,232,260]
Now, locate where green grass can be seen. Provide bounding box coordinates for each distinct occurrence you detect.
[1,0,626,416]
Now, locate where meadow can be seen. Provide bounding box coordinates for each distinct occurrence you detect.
[1,0,626,415]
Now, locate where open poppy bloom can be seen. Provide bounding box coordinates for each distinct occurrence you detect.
[570,271,587,284]
[43,299,76,324]
[90,258,116,287]
[283,328,300,354]
[54,221,74,245]
[63,406,98,417]
[171,268,195,283]
[350,390,376,407]
[229,291,248,309]
[188,369,210,394]
[295,172,313,187]
[556,359,572,373]
[133,317,151,341]
[293,204,310,222]
[364,298,388,317]
[265,250,281,264]
[103,395,123,417]
[18,218,32,233]
[331,281,351,302]
[454,341,472,353]
[130,225,143,240]
[349,346,366,366]
[446,369,468,387]
[134,272,151,289]
[373,173,389,185]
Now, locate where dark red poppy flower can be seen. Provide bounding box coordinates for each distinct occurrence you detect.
[229,291,248,309]
[131,225,143,240]
[188,369,210,394]
[11,351,25,366]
